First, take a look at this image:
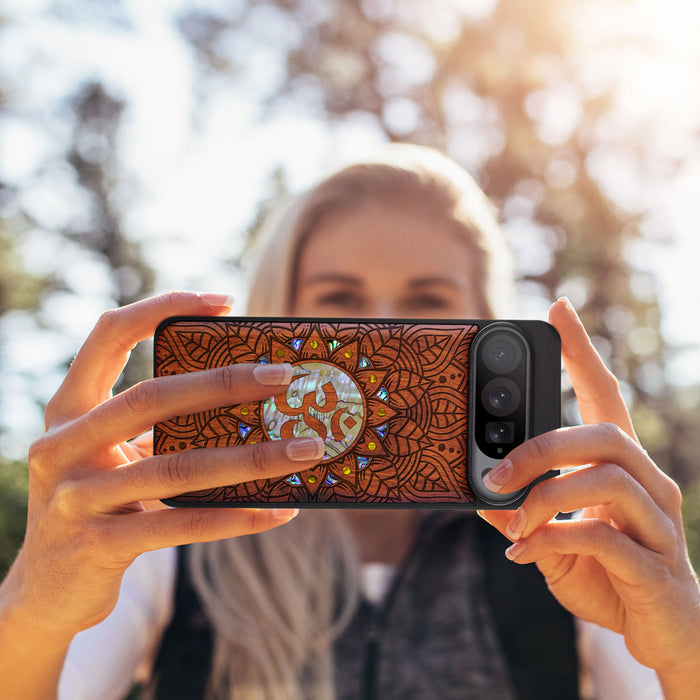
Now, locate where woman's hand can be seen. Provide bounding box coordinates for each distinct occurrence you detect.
[478,298,700,696]
[1,292,324,643]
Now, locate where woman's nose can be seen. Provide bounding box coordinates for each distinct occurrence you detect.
[364,299,399,318]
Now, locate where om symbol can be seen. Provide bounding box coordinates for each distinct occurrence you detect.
[262,361,366,459]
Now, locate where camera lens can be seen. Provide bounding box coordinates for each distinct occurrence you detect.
[481,378,521,417]
[482,334,523,374]
[486,422,514,443]
[486,421,514,444]
[489,387,510,410]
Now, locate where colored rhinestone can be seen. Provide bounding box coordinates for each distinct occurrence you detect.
[308,475,317,484]
[369,374,377,383]
[368,442,376,451]
[241,406,249,416]
[310,340,319,349]
[276,349,285,358]
[377,408,386,417]
[343,466,351,475]
[344,349,353,358]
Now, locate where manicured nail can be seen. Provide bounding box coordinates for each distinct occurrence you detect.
[483,460,512,493]
[286,436,326,461]
[557,296,578,319]
[199,293,236,309]
[254,363,293,386]
[273,508,299,521]
[506,509,527,540]
[505,541,527,561]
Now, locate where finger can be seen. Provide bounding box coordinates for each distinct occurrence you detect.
[503,463,676,554]
[483,423,681,515]
[47,292,235,424]
[66,362,293,455]
[476,509,516,540]
[127,430,153,459]
[548,298,636,439]
[119,441,143,462]
[503,518,663,587]
[109,506,301,558]
[120,431,152,461]
[85,437,325,508]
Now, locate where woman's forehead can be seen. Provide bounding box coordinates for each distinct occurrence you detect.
[297,203,473,277]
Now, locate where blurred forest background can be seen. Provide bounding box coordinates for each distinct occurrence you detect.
[1,0,700,574]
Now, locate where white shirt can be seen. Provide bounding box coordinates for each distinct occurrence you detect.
[59,548,663,700]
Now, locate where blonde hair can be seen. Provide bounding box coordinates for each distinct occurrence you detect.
[188,145,514,699]
[246,143,514,317]
[189,512,359,700]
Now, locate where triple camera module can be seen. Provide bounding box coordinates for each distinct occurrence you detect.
[473,325,530,460]
[467,323,533,505]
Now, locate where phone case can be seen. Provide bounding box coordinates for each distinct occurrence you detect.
[153,317,560,508]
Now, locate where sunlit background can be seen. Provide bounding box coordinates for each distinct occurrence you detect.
[1,0,700,566]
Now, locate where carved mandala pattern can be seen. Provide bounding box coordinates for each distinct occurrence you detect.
[154,319,478,504]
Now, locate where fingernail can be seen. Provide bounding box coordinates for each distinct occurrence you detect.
[254,363,293,386]
[286,436,326,461]
[506,509,527,540]
[557,296,578,319]
[483,460,512,493]
[199,293,236,309]
[273,508,299,521]
[505,541,527,561]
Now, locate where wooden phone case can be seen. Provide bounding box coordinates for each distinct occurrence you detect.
[154,317,560,508]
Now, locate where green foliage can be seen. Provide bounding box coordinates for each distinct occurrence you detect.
[0,460,28,577]
[0,222,54,316]
[682,478,700,572]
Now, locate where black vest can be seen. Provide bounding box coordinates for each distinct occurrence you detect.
[148,514,579,699]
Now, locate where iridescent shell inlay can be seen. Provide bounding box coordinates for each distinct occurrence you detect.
[262,361,366,459]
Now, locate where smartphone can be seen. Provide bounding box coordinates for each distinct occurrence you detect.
[153,317,560,509]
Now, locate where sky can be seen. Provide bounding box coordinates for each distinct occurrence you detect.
[1,0,700,457]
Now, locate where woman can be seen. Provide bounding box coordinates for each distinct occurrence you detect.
[0,146,698,699]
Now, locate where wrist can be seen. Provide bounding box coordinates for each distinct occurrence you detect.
[0,559,74,698]
[656,656,700,700]
[1,593,76,651]
[0,550,77,649]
